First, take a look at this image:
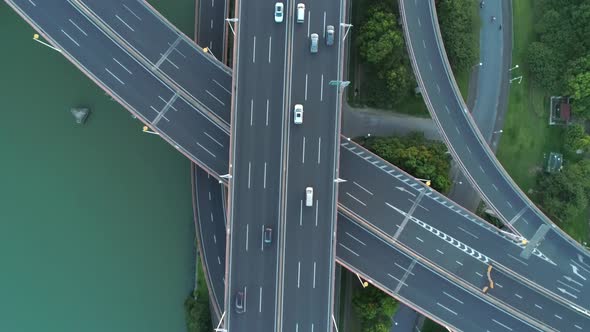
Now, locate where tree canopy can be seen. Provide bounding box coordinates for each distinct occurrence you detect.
[352,285,398,332]
[436,0,477,71]
[359,133,452,193]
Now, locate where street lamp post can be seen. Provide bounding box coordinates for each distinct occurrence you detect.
[340,23,353,41]
[33,34,62,53]
[509,76,523,84]
[203,47,217,60]
[225,18,238,36]
[415,178,431,187]
[509,64,519,71]
[142,125,159,135]
[493,129,503,134]
[472,62,483,68]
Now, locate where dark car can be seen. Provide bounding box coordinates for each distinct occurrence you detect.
[264,227,273,245]
[235,291,245,313]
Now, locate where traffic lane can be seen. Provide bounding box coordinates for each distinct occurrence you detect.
[13,0,178,124]
[337,215,542,332]
[156,98,229,175]
[76,0,179,63]
[488,269,590,331]
[194,167,227,312]
[196,0,226,55]
[403,0,537,236]
[158,40,232,123]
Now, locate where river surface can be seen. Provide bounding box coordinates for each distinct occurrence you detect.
[0,1,197,331]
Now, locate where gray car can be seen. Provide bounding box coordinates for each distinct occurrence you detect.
[326,25,334,46]
[310,33,319,53]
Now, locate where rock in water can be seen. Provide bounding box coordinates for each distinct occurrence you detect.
[71,107,90,124]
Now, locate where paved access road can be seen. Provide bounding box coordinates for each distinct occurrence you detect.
[399,0,590,311]
[278,0,345,330]
[224,0,290,330]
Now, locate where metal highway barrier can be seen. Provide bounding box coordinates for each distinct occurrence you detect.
[6,0,590,329]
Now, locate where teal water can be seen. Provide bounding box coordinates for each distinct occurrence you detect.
[0,1,197,331]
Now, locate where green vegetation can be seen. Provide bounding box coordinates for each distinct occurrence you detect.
[527,0,590,118]
[497,0,589,244]
[352,285,398,332]
[421,318,446,332]
[358,133,452,193]
[184,262,213,332]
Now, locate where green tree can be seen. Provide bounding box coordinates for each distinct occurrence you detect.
[360,133,452,193]
[352,285,398,332]
[184,291,212,332]
[385,64,413,97]
[564,123,590,153]
[436,0,477,70]
[567,67,590,118]
[527,42,564,92]
[357,8,404,68]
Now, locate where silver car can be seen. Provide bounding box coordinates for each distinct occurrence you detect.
[326,25,334,46]
[310,33,319,53]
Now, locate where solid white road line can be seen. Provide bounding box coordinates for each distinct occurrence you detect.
[259,287,263,312]
[250,99,254,126]
[248,162,252,189]
[268,36,272,63]
[252,36,256,63]
[115,15,135,31]
[265,99,269,126]
[302,136,306,163]
[245,224,249,251]
[297,261,301,288]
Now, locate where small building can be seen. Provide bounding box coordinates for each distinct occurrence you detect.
[549,96,571,125]
[545,152,563,173]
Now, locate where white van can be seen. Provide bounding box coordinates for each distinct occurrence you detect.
[297,3,305,23]
[305,187,314,207]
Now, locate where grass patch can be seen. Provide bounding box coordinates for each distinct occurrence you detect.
[496,0,564,191]
[496,0,589,242]
[421,319,446,332]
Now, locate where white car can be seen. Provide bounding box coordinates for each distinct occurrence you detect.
[305,187,314,207]
[274,2,284,23]
[294,104,303,124]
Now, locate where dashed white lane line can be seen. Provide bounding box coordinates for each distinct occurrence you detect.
[115,14,135,31]
[61,29,80,46]
[492,319,513,331]
[268,37,272,63]
[69,19,87,36]
[28,0,37,6]
[105,68,125,84]
[122,4,142,21]
[112,57,132,74]
[346,192,366,206]
[443,291,464,304]
[252,36,256,63]
[436,302,457,315]
[339,243,360,256]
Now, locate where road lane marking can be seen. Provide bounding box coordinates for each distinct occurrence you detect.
[248,162,251,189]
[268,36,272,63]
[457,226,479,239]
[122,4,142,20]
[203,131,224,147]
[492,183,499,191]
[415,237,424,242]
[297,261,301,288]
[317,137,322,164]
[455,126,460,134]
[346,192,366,206]
[213,79,231,94]
[302,136,306,163]
[260,225,264,250]
[508,254,528,266]
[61,29,80,46]
[346,232,367,246]
[28,0,36,6]
[112,57,132,74]
[250,99,254,126]
[418,18,421,27]
[259,287,263,312]
[506,201,513,208]
[252,36,256,63]
[245,224,249,251]
[353,181,374,195]
[313,262,317,288]
[69,19,88,36]
[436,249,444,255]
[455,260,463,266]
[534,304,542,309]
[323,12,327,37]
[105,68,125,84]
[196,141,217,157]
[422,39,426,48]
[436,303,457,315]
[307,11,311,37]
[443,291,464,304]
[206,90,225,105]
[210,19,213,29]
[115,14,135,31]
[340,243,360,256]
[265,99,269,126]
[213,234,217,243]
[514,293,522,299]
[466,146,472,154]
[492,319,513,331]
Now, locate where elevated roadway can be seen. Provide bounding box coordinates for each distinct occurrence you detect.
[398,0,590,305]
[9,0,583,326]
[224,0,290,330]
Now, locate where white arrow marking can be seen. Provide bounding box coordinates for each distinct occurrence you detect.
[571,264,587,281]
[558,287,578,299]
[564,275,584,287]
